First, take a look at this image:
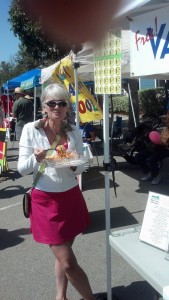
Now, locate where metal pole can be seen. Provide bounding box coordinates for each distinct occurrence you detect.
[34,86,36,121]
[103,94,112,300]
[128,82,137,128]
[73,59,80,128]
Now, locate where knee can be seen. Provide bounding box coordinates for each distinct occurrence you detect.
[61,257,78,274]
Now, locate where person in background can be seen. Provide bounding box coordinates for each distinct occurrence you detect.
[0,94,14,117]
[17,83,95,300]
[135,115,169,185]
[12,87,33,140]
[0,99,5,127]
[79,121,96,146]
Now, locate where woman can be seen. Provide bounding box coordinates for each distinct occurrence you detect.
[135,115,169,185]
[18,84,95,300]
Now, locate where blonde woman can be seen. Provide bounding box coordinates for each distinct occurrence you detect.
[18,83,95,300]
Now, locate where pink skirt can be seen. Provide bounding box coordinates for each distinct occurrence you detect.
[30,186,90,245]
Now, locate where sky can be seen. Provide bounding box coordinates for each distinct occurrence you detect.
[0,0,20,62]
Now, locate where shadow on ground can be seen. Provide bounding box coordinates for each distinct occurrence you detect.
[84,206,138,234]
[93,280,158,299]
[0,185,28,199]
[82,168,119,191]
[0,228,30,250]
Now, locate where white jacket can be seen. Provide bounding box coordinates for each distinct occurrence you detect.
[18,122,84,192]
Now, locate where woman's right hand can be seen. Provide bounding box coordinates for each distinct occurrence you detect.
[34,148,47,162]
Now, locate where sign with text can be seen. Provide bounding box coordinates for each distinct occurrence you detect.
[130,6,169,77]
[94,30,121,95]
[51,57,103,123]
[139,191,169,251]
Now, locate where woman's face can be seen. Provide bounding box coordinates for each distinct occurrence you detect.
[44,99,68,122]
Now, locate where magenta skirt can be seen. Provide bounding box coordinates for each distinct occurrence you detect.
[30,186,90,245]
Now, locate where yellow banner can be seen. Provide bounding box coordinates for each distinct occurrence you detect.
[51,56,103,123]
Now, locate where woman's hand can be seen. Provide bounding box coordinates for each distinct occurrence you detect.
[34,148,47,163]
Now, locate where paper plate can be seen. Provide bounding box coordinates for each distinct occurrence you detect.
[45,155,88,168]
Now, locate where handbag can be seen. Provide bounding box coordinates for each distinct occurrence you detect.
[23,134,61,218]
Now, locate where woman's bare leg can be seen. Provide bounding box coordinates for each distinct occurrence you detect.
[55,258,68,300]
[50,243,95,300]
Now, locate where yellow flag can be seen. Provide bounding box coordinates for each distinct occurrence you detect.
[51,56,103,123]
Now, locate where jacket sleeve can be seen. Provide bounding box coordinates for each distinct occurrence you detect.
[17,124,40,176]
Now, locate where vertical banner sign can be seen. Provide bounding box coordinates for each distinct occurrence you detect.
[94,30,121,95]
[51,56,103,123]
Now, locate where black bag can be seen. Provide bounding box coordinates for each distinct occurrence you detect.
[23,188,32,218]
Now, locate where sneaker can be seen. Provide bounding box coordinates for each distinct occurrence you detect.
[151,175,161,185]
[141,173,152,181]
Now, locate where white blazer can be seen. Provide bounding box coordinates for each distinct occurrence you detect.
[18,122,84,192]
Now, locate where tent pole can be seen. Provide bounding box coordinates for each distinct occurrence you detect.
[34,86,37,121]
[128,82,137,128]
[73,50,80,128]
[103,94,112,300]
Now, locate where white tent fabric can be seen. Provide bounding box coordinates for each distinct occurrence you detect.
[76,0,169,82]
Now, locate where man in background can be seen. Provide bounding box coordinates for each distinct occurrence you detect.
[12,87,33,141]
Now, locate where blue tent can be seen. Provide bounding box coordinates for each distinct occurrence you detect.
[3,68,41,90]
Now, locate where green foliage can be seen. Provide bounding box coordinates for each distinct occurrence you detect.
[110,96,129,113]
[8,0,71,65]
[109,88,167,117]
[0,60,18,87]
[138,88,166,117]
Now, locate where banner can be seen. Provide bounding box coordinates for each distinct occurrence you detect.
[51,57,103,123]
[94,30,121,95]
[130,6,169,77]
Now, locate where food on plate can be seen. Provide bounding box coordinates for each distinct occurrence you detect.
[46,145,79,162]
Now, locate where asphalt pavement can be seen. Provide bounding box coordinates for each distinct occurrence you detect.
[1,138,169,300]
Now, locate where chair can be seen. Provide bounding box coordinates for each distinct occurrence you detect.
[91,137,100,168]
[112,116,122,139]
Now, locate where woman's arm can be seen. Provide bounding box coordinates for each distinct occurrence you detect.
[17,125,40,176]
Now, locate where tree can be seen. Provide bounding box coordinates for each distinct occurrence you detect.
[8,0,71,67]
[0,60,17,87]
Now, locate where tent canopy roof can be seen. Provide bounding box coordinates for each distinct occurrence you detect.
[3,68,41,90]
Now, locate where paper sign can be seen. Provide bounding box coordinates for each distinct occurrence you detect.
[94,30,121,95]
[139,191,169,251]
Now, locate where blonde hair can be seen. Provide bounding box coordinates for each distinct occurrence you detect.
[35,84,73,131]
[41,83,71,105]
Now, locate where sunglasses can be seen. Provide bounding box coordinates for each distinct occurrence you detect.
[45,100,68,108]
